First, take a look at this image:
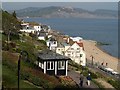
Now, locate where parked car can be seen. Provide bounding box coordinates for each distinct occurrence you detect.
[111,71,120,78]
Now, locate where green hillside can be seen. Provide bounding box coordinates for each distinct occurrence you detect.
[2,10,21,35]
[2,11,78,89]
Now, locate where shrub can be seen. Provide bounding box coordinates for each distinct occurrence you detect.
[20,71,30,80]
[37,40,46,45]
[107,79,120,90]
[29,76,54,89]
[83,71,98,79]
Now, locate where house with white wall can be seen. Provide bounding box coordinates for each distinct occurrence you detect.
[21,23,30,29]
[65,42,86,66]
[34,26,42,32]
[56,43,70,55]
[70,37,83,43]
[20,23,36,34]
[38,31,47,41]
[46,37,58,51]
[56,42,86,66]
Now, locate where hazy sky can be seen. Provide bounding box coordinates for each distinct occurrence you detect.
[2,0,120,2]
[2,2,118,11]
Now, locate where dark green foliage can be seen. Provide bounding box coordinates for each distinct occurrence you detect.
[12,11,17,18]
[37,40,46,45]
[29,33,37,39]
[92,80,105,90]
[2,10,21,35]
[10,33,20,41]
[54,85,79,90]
[20,71,30,80]
[107,79,120,90]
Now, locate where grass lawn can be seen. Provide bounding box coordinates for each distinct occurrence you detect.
[2,65,39,89]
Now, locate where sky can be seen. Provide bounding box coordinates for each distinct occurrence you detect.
[1,1,119,11]
[1,0,120,2]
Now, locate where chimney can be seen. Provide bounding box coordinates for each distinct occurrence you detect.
[67,37,70,43]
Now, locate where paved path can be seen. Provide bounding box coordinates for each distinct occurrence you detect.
[68,70,99,89]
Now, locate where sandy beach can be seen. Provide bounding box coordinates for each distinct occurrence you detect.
[83,40,119,72]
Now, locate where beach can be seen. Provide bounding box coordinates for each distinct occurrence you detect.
[83,40,119,72]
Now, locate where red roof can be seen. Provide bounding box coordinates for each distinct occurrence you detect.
[77,42,83,47]
[76,42,84,50]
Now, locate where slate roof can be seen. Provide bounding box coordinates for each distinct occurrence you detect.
[38,50,70,61]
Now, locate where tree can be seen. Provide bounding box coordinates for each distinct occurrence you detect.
[12,11,17,18]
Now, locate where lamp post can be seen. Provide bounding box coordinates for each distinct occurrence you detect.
[7,29,11,50]
[90,55,94,66]
[18,51,28,90]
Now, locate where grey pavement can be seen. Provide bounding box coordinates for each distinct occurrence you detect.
[68,70,99,89]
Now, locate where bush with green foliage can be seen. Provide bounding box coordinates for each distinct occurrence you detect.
[107,79,120,90]
[37,40,46,45]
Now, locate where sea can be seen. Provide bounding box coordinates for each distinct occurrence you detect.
[23,17,118,58]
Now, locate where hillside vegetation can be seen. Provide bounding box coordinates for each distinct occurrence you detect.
[2,11,78,89]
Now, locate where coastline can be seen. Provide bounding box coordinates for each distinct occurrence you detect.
[83,40,119,72]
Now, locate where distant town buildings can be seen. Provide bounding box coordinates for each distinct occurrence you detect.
[20,22,87,74]
[20,22,51,41]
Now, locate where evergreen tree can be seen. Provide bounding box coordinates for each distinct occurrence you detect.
[12,11,17,18]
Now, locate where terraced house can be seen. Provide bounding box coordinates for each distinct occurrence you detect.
[56,42,86,66]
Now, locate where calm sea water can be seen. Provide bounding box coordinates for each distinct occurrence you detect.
[23,17,118,58]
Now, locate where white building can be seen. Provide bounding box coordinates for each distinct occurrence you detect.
[65,42,86,66]
[38,31,47,41]
[46,38,58,51]
[20,29,35,33]
[21,23,29,29]
[56,43,70,55]
[56,42,86,66]
[70,37,83,43]
[34,26,42,32]
[47,35,53,39]
[20,23,36,34]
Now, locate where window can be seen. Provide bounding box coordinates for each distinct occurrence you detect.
[67,51,71,53]
[76,51,80,53]
[47,61,54,70]
[53,41,56,44]
[71,48,74,50]
[67,54,71,56]
[80,54,83,57]
[58,61,65,69]
[77,48,80,50]
[47,62,50,69]
[51,62,54,69]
